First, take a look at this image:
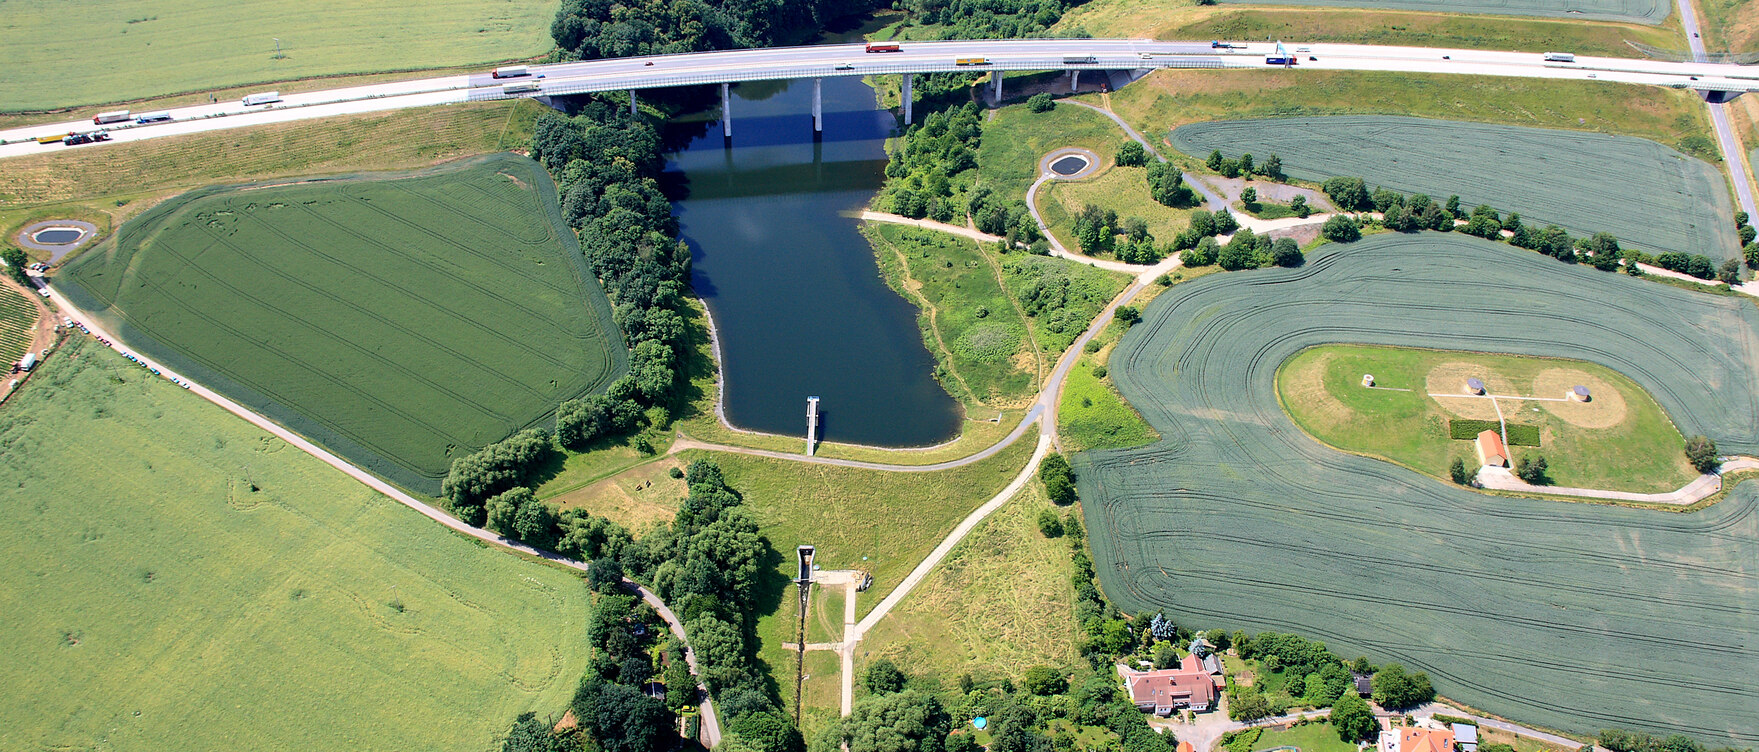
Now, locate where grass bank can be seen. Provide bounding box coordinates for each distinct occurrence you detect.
[1276,344,1700,495]
[0,338,588,749]
[1,100,542,259]
[1102,69,1713,151]
[1058,0,1681,55]
[977,104,1133,199]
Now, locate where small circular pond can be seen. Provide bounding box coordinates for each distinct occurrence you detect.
[31,228,85,245]
[1050,155,1089,176]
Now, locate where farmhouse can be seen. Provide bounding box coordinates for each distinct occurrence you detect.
[1475,430,1508,468]
[1122,653,1219,715]
[1381,725,1455,752]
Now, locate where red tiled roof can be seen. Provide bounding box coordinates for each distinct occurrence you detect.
[1400,727,1455,752]
[1124,664,1217,710]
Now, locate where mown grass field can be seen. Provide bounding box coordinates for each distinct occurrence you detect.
[1101,68,1713,152]
[1,100,543,255]
[59,153,626,493]
[867,223,1040,408]
[0,339,588,750]
[977,104,1133,200]
[1041,164,1197,253]
[1214,0,1670,24]
[1277,344,1699,494]
[0,0,557,111]
[1057,1,1682,55]
[1172,116,1737,261]
[0,283,36,367]
[1077,233,1759,743]
[1250,720,1358,752]
[858,480,1083,688]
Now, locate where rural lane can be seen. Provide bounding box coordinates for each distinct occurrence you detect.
[31,276,725,747]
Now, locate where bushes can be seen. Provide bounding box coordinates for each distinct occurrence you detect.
[1321,214,1361,243]
[1040,452,1077,503]
[1027,93,1055,113]
[1447,420,1540,446]
[441,428,555,522]
[1684,435,1720,473]
[1116,141,1147,167]
[1146,162,1198,208]
[1370,664,1435,710]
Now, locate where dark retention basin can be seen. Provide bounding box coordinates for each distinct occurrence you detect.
[1050,155,1088,176]
[32,229,83,244]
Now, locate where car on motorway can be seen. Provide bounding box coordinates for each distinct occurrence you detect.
[835,63,854,70]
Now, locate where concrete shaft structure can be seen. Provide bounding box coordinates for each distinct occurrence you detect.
[813,78,823,132]
[992,70,1004,101]
[721,83,732,138]
[629,90,638,115]
[1071,70,1080,92]
[902,73,913,125]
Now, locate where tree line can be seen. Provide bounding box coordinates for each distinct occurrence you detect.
[551,0,880,62]
[497,460,797,752]
[1319,176,1748,283]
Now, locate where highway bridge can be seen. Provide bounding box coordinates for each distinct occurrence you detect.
[4,38,1757,160]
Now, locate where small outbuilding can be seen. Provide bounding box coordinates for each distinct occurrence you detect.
[1362,374,1375,387]
[1570,385,1591,402]
[1453,723,1479,752]
[1476,430,1508,468]
[1465,377,1485,395]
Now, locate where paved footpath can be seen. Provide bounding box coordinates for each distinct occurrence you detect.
[1477,456,1758,504]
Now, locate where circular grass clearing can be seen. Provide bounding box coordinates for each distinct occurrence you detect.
[1276,343,1695,494]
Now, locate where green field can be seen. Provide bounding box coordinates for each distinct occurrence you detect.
[1,100,543,254]
[0,283,35,367]
[867,223,1040,408]
[858,480,1082,687]
[1058,333,1159,453]
[59,153,626,493]
[1215,0,1670,24]
[1041,165,1197,254]
[1278,344,1700,494]
[1250,720,1359,752]
[1172,116,1738,261]
[0,338,588,749]
[976,104,1133,199]
[0,0,557,111]
[1077,233,1759,743]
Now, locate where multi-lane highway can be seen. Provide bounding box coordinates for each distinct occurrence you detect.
[3,38,1757,160]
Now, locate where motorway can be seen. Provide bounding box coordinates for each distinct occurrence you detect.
[6,38,1759,160]
[1675,0,1759,218]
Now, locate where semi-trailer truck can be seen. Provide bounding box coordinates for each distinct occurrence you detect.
[1543,52,1576,63]
[135,111,172,124]
[492,65,530,78]
[63,131,112,146]
[93,110,130,124]
[1063,55,1097,64]
[242,91,282,106]
[35,133,69,144]
[1265,55,1297,66]
[501,82,541,95]
[866,42,901,53]
[955,57,989,66]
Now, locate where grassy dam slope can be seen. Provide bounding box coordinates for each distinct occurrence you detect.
[1171,116,1738,262]
[1077,233,1759,743]
[59,153,626,493]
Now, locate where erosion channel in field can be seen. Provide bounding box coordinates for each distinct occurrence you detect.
[666,78,962,447]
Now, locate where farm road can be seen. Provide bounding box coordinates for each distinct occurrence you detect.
[30,276,725,747]
[1079,233,1759,742]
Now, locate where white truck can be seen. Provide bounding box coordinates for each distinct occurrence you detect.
[242,91,282,106]
[93,110,131,124]
[492,65,530,79]
[1543,52,1576,63]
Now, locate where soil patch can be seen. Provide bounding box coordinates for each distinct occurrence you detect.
[1534,368,1627,428]
[1424,362,1520,420]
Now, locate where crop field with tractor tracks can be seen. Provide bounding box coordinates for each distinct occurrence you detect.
[1171,116,1738,262]
[1077,233,1759,743]
[57,153,626,493]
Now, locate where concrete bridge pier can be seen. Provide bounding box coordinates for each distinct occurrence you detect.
[813,78,823,132]
[628,90,638,115]
[1070,70,1080,92]
[902,74,913,125]
[721,83,732,138]
[992,70,1004,103]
